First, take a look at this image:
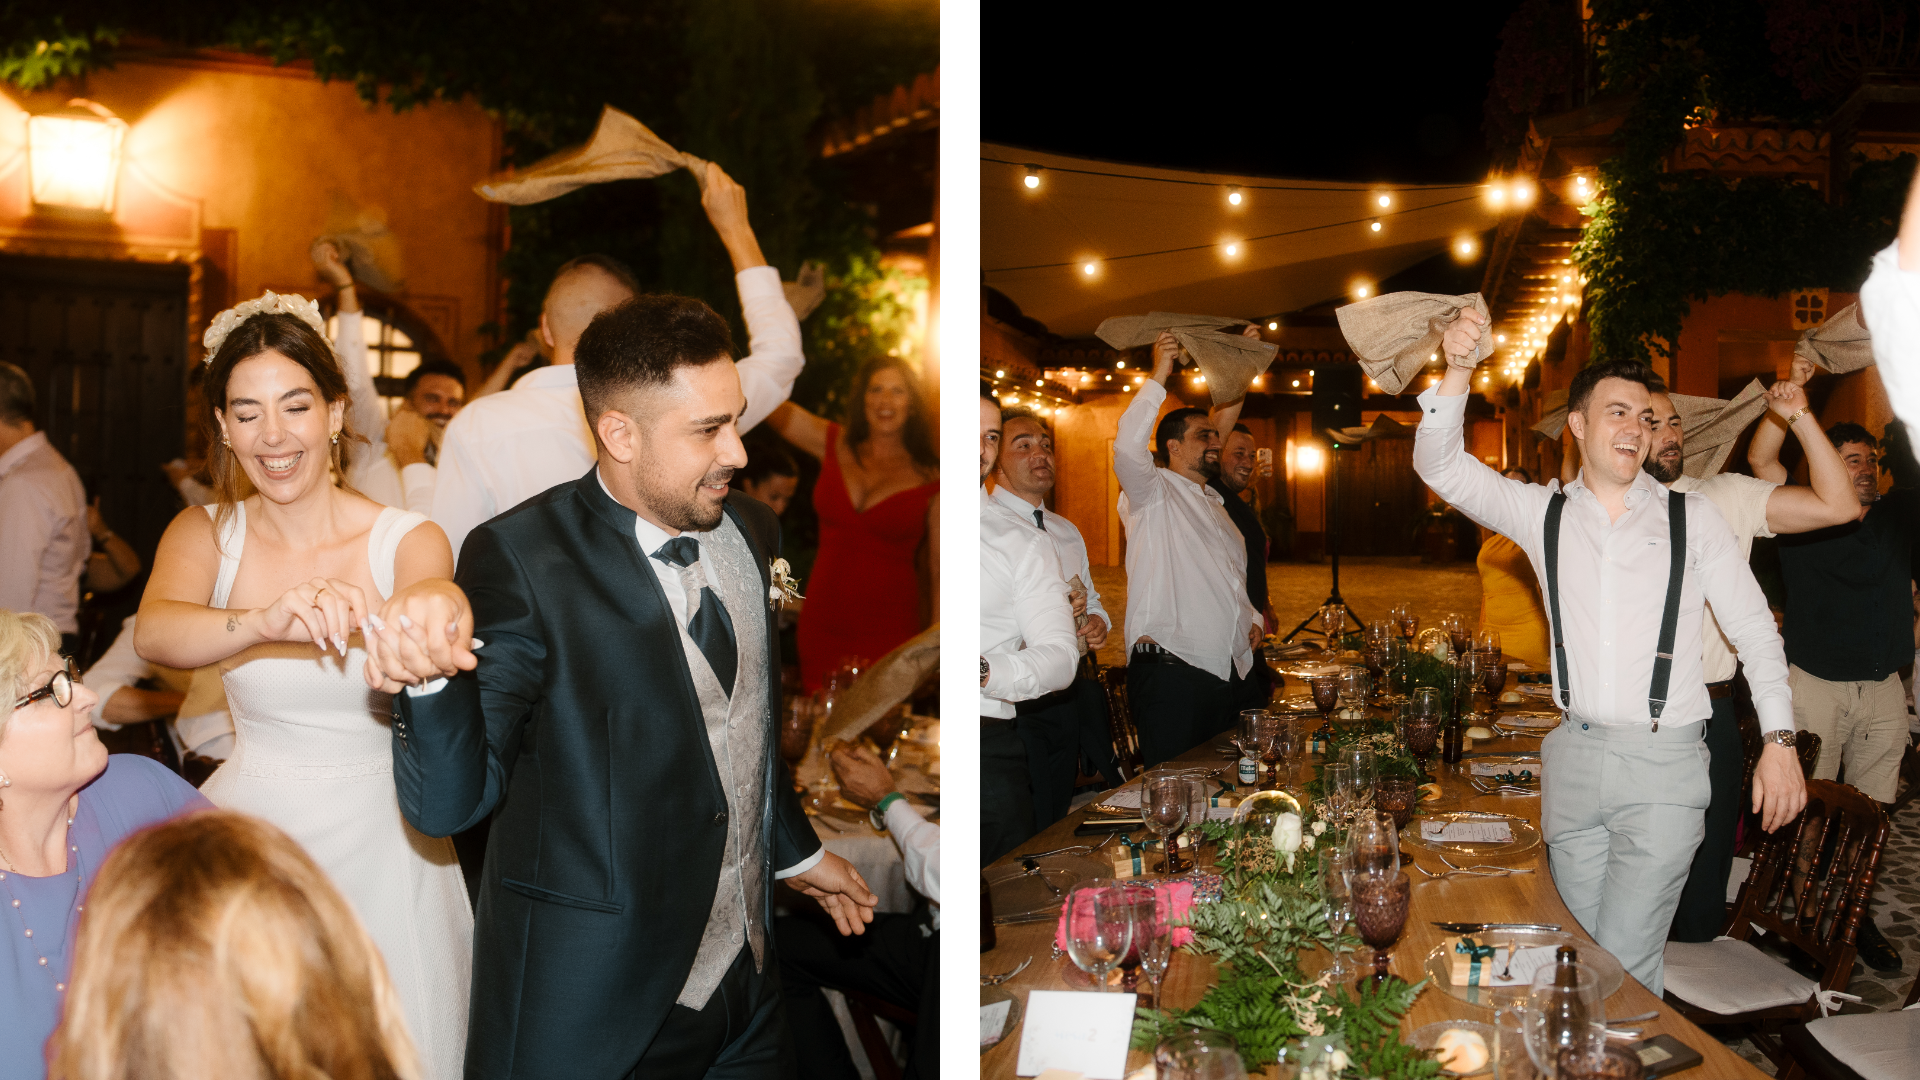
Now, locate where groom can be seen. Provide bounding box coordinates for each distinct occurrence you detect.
[368,294,879,1079]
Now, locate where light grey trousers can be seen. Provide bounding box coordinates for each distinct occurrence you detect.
[1540,718,1710,998]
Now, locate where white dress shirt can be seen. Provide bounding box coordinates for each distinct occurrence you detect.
[988,484,1111,632]
[1414,386,1792,733]
[1862,240,1920,434]
[883,800,939,926]
[337,312,437,514]
[0,431,88,633]
[431,266,805,558]
[980,488,1078,718]
[1671,472,1778,684]
[1113,380,1259,680]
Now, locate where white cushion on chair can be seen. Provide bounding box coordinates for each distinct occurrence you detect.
[1661,937,1818,1014]
[1806,1009,1920,1080]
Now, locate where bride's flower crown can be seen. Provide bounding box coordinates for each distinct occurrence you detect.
[202,290,328,364]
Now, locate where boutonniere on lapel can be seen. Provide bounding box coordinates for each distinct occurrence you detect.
[768,558,805,610]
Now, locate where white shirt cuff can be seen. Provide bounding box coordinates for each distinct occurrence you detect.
[736,264,782,299]
[406,677,448,697]
[1416,384,1469,426]
[773,845,825,880]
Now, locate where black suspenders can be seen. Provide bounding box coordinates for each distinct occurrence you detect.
[1542,488,1688,731]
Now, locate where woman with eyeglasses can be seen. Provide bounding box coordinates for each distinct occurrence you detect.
[0,609,209,1080]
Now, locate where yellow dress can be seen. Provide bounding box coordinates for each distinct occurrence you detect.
[1476,533,1550,668]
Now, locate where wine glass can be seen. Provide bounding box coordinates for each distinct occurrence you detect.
[1322,762,1354,827]
[1350,868,1411,989]
[1269,716,1300,790]
[1317,846,1356,983]
[1253,712,1283,790]
[1129,887,1173,1007]
[778,695,814,773]
[1347,810,1400,876]
[1321,604,1347,648]
[1143,775,1190,874]
[1475,627,1503,657]
[1174,777,1211,873]
[1116,883,1158,993]
[1235,709,1267,771]
[1440,613,1470,655]
[1406,687,1443,779]
[1480,646,1509,702]
[1526,961,1605,1079]
[1362,627,1392,700]
[1286,714,1313,785]
[1494,1001,1536,1080]
[1390,602,1418,642]
[1154,1031,1249,1080]
[1064,882,1135,992]
[1307,673,1339,743]
[1338,665,1370,712]
[1341,745,1377,812]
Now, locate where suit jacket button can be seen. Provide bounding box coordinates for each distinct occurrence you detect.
[714,811,728,825]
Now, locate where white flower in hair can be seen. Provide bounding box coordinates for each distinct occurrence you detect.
[202,290,329,363]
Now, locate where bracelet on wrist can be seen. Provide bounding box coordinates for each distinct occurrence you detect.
[1784,406,1811,427]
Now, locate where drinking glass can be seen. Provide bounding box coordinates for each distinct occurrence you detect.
[1340,746,1377,812]
[1317,846,1356,982]
[1135,896,1174,1009]
[1235,709,1267,767]
[1307,674,1339,743]
[1322,761,1354,826]
[1440,613,1470,655]
[1116,883,1158,993]
[1270,717,1301,789]
[1064,882,1135,992]
[1350,868,1411,988]
[1338,665,1369,712]
[778,695,814,771]
[1493,1001,1536,1080]
[1406,687,1443,777]
[1286,714,1313,785]
[1480,647,1509,700]
[1174,777,1211,874]
[1244,710,1278,790]
[1347,810,1400,876]
[1475,627,1503,657]
[1526,962,1605,1079]
[1390,602,1418,642]
[1154,1031,1249,1080]
[1144,775,1190,874]
[1362,640,1390,701]
[1322,603,1348,644]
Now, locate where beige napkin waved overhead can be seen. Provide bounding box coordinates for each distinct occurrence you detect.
[1794,303,1873,374]
[784,262,827,321]
[823,625,939,744]
[1095,312,1279,407]
[1532,379,1768,478]
[1336,291,1492,395]
[474,106,709,206]
[311,195,406,294]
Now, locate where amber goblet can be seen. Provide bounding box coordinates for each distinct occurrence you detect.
[1350,869,1411,989]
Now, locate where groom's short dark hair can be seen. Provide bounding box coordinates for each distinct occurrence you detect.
[575,295,735,422]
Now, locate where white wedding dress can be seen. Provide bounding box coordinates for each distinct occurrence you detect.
[200,502,472,1080]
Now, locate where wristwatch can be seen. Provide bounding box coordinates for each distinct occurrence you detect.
[1761,729,1797,748]
[869,791,905,832]
[980,656,989,687]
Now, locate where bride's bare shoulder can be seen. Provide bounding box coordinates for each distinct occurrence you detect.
[156,503,219,550]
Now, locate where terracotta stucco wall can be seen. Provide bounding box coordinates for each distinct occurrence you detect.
[0,59,500,372]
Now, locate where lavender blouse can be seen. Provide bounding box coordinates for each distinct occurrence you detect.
[0,755,210,1080]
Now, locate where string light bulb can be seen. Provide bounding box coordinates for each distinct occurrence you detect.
[1511,180,1534,206]
[1267,321,1278,330]
[995,369,1005,378]
[1227,186,1243,206]
[1082,262,1097,276]
[1354,286,1369,298]
[1225,242,1239,256]
[1024,166,1041,189]
[1487,184,1505,207]
[1369,220,1382,233]
[1377,193,1392,208]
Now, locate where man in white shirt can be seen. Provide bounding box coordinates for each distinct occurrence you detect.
[1116,333,1264,766]
[0,362,89,653]
[1414,316,1803,995]
[1863,168,1920,433]
[778,741,939,1080]
[1638,381,1841,941]
[979,386,1079,863]
[990,408,1119,832]
[430,163,805,558]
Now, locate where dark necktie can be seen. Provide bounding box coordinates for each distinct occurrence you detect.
[652,536,737,695]
[1033,508,1046,531]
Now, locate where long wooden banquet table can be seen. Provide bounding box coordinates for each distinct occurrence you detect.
[980,716,1767,1079]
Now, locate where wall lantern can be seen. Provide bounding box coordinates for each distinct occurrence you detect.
[28,99,127,213]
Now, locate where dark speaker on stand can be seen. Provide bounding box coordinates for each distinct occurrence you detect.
[1311,364,1364,444]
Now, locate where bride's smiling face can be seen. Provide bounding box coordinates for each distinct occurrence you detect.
[216,349,345,500]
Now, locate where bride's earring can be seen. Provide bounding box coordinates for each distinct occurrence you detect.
[331,430,340,445]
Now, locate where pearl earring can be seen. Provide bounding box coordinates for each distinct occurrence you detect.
[331,430,340,445]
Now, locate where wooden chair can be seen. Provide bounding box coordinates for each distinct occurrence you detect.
[1097,665,1143,781]
[1663,779,1891,1072]
[1777,973,1919,1080]
[841,988,915,1080]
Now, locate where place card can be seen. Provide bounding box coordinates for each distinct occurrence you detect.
[1450,943,1557,986]
[1420,820,1514,844]
[1468,761,1538,778]
[982,998,1013,1047]
[1015,990,1138,1079]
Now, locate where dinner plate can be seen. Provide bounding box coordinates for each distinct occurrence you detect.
[1408,1021,1496,1076]
[1422,930,1626,1008]
[1495,711,1561,730]
[1400,812,1543,863]
[983,854,1110,920]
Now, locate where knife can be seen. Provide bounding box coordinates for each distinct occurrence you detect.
[1431,921,1562,933]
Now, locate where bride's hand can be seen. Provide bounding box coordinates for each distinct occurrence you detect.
[363,579,476,691]
[254,577,368,654]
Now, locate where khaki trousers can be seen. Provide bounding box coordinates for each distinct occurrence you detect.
[1788,664,1906,803]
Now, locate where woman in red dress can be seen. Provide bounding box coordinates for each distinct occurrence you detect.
[765,358,939,691]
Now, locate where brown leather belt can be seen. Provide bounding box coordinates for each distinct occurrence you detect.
[1706,680,1734,700]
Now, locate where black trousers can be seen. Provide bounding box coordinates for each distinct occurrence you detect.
[982,718,1036,865]
[774,909,938,1080]
[1127,650,1267,767]
[628,942,793,1080]
[1014,675,1115,834]
[1669,693,1745,942]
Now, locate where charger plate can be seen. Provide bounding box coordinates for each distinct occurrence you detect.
[983,854,1109,921]
[1400,812,1542,863]
[1421,930,1625,1008]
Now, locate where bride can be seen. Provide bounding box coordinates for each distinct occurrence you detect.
[136,292,472,1080]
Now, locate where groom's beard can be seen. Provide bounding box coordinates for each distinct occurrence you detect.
[637,464,736,532]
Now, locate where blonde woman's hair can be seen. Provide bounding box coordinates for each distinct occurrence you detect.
[49,811,419,1080]
[0,609,61,725]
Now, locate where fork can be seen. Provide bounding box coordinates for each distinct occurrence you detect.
[981,955,1033,986]
[1440,853,1532,875]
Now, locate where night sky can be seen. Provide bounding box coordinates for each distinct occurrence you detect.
[983,2,1526,185]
